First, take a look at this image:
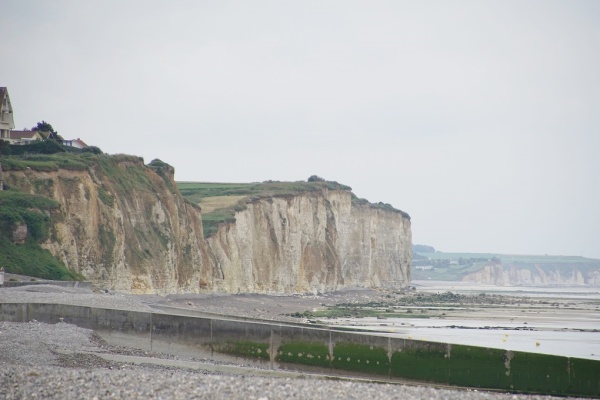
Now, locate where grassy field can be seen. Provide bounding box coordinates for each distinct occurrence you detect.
[177,180,354,237]
[178,180,352,202]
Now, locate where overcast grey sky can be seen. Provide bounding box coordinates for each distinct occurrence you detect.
[2,0,599,258]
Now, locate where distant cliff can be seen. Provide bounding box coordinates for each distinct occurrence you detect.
[462,264,600,286]
[412,250,600,286]
[1,154,412,294]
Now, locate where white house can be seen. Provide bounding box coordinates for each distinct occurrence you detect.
[63,138,88,148]
[0,87,15,141]
[8,129,45,145]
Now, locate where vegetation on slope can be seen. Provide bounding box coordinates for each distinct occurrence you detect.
[0,189,82,280]
[0,142,170,281]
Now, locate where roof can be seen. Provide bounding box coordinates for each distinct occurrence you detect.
[37,131,62,140]
[9,130,42,140]
[73,138,88,147]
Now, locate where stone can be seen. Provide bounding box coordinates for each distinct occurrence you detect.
[12,223,27,244]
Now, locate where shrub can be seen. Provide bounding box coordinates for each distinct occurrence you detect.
[148,158,171,169]
[307,175,325,182]
[8,140,66,155]
[81,146,103,154]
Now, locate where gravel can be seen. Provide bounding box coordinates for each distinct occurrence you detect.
[0,285,587,399]
[0,284,155,312]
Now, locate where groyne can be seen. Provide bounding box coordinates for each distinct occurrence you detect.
[1,302,598,397]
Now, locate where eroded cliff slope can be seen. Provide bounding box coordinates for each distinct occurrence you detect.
[3,155,214,294]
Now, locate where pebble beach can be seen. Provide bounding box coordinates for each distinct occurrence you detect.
[0,284,588,399]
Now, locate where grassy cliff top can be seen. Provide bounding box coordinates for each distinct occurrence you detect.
[177,180,409,238]
[178,180,352,203]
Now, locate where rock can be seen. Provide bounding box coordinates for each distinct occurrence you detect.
[207,191,411,293]
[12,223,27,244]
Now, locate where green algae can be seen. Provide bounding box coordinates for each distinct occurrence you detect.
[332,342,390,375]
[510,351,570,395]
[390,343,448,383]
[448,345,509,389]
[276,341,330,368]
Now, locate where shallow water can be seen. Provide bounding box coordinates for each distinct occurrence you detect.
[335,320,600,360]
[332,282,600,361]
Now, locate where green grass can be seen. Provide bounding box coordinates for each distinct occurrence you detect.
[0,153,88,172]
[1,152,157,196]
[94,154,154,194]
[0,190,59,241]
[178,180,352,202]
[0,239,82,280]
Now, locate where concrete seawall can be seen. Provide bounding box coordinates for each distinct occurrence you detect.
[1,281,93,289]
[1,302,598,397]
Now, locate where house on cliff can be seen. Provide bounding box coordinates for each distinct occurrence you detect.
[0,87,88,148]
[6,129,45,144]
[63,138,88,148]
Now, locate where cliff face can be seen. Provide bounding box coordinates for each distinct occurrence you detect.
[207,190,412,293]
[4,158,411,294]
[462,264,600,286]
[4,157,214,294]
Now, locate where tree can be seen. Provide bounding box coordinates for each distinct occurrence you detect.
[32,121,55,133]
[32,121,61,141]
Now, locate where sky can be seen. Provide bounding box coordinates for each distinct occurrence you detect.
[1,1,599,258]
